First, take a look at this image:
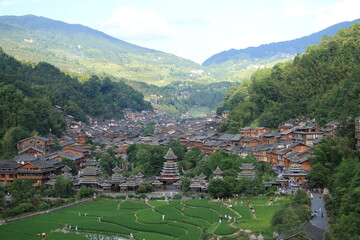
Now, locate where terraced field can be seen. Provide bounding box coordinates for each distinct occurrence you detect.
[0,197,289,240]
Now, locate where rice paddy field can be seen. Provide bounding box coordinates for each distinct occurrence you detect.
[0,196,290,240]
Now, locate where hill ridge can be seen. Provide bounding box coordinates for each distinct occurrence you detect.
[203,18,360,66]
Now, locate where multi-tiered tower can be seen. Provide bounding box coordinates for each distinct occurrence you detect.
[157,148,181,185]
[237,163,256,179]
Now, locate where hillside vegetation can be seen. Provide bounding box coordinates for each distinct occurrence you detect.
[204,18,360,82]
[218,22,360,132]
[0,48,151,158]
[0,15,214,86]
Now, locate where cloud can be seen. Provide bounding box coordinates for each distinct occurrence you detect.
[1,0,16,6]
[312,0,360,31]
[281,0,315,18]
[101,5,176,41]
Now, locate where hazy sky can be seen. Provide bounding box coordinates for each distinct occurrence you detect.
[1,0,359,63]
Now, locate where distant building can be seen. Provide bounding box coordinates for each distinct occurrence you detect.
[17,136,54,156]
[213,167,223,180]
[237,163,256,179]
[157,148,182,186]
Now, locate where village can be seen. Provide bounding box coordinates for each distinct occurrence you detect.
[1,106,360,195]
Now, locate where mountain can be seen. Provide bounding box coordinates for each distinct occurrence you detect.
[0,47,152,141]
[203,18,360,66]
[0,15,214,85]
[217,22,360,132]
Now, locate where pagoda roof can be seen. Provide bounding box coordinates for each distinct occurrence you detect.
[83,159,98,166]
[49,173,57,179]
[240,163,255,170]
[237,172,257,179]
[62,165,72,173]
[112,165,121,173]
[164,148,177,160]
[198,172,206,179]
[136,172,144,178]
[213,166,223,175]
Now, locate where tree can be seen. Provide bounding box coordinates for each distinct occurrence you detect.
[208,178,233,198]
[77,186,94,199]
[136,183,152,194]
[54,175,73,198]
[271,204,304,234]
[293,189,310,206]
[0,186,5,208]
[8,178,36,204]
[182,147,204,170]
[307,163,330,189]
[0,127,30,159]
[180,177,191,192]
[61,158,78,175]
[99,152,117,176]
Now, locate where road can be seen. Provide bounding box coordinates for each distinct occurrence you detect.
[310,192,329,231]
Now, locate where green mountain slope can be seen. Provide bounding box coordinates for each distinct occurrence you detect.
[0,15,213,85]
[218,22,360,132]
[0,47,152,158]
[204,18,360,82]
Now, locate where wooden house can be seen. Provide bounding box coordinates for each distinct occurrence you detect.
[0,160,21,185]
[17,136,54,155]
[16,159,56,187]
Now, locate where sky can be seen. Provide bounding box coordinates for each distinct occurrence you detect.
[0,0,359,64]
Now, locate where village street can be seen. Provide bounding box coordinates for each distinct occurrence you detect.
[311,192,328,231]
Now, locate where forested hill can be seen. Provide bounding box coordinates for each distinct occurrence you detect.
[0,15,213,85]
[0,48,151,157]
[218,22,360,132]
[204,18,360,66]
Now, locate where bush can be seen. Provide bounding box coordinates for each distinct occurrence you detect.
[37,202,50,211]
[138,194,148,199]
[173,194,182,200]
[150,196,165,200]
[115,195,126,200]
[76,187,95,199]
[136,183,153,194]
[98,194,114,199]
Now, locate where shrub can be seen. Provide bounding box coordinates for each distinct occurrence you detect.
[173,194,182,200]
[138,194,147,199]
[76,187,94,199]
[115,195,126,200]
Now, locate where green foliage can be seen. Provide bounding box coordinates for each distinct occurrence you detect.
[142,121,156,135]
[99,152,119,177]
[218,23,360,131]
[304,133,360,239]
[236,177,266,196]
[126,142,186,177]
[8,178,36,204]
[76,186,94,199]
[0,126,30,159]
[54,175,73,198]
[0,186,5,208]
[0,49,152,157]
[60,158,78,175]
[0,15,217,86]
[180,147,205,170]
[180,177,191,192]
[293,190,310,206]
[190,151,254,178]
[136,183,153,194]
[208,178,234,198]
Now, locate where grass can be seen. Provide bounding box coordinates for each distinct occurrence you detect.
[214,222,237,235]
[0,197,290,240]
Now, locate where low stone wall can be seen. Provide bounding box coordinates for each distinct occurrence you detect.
[4,198,92,223]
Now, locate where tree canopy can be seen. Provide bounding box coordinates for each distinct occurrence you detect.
[218,23,360,132]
